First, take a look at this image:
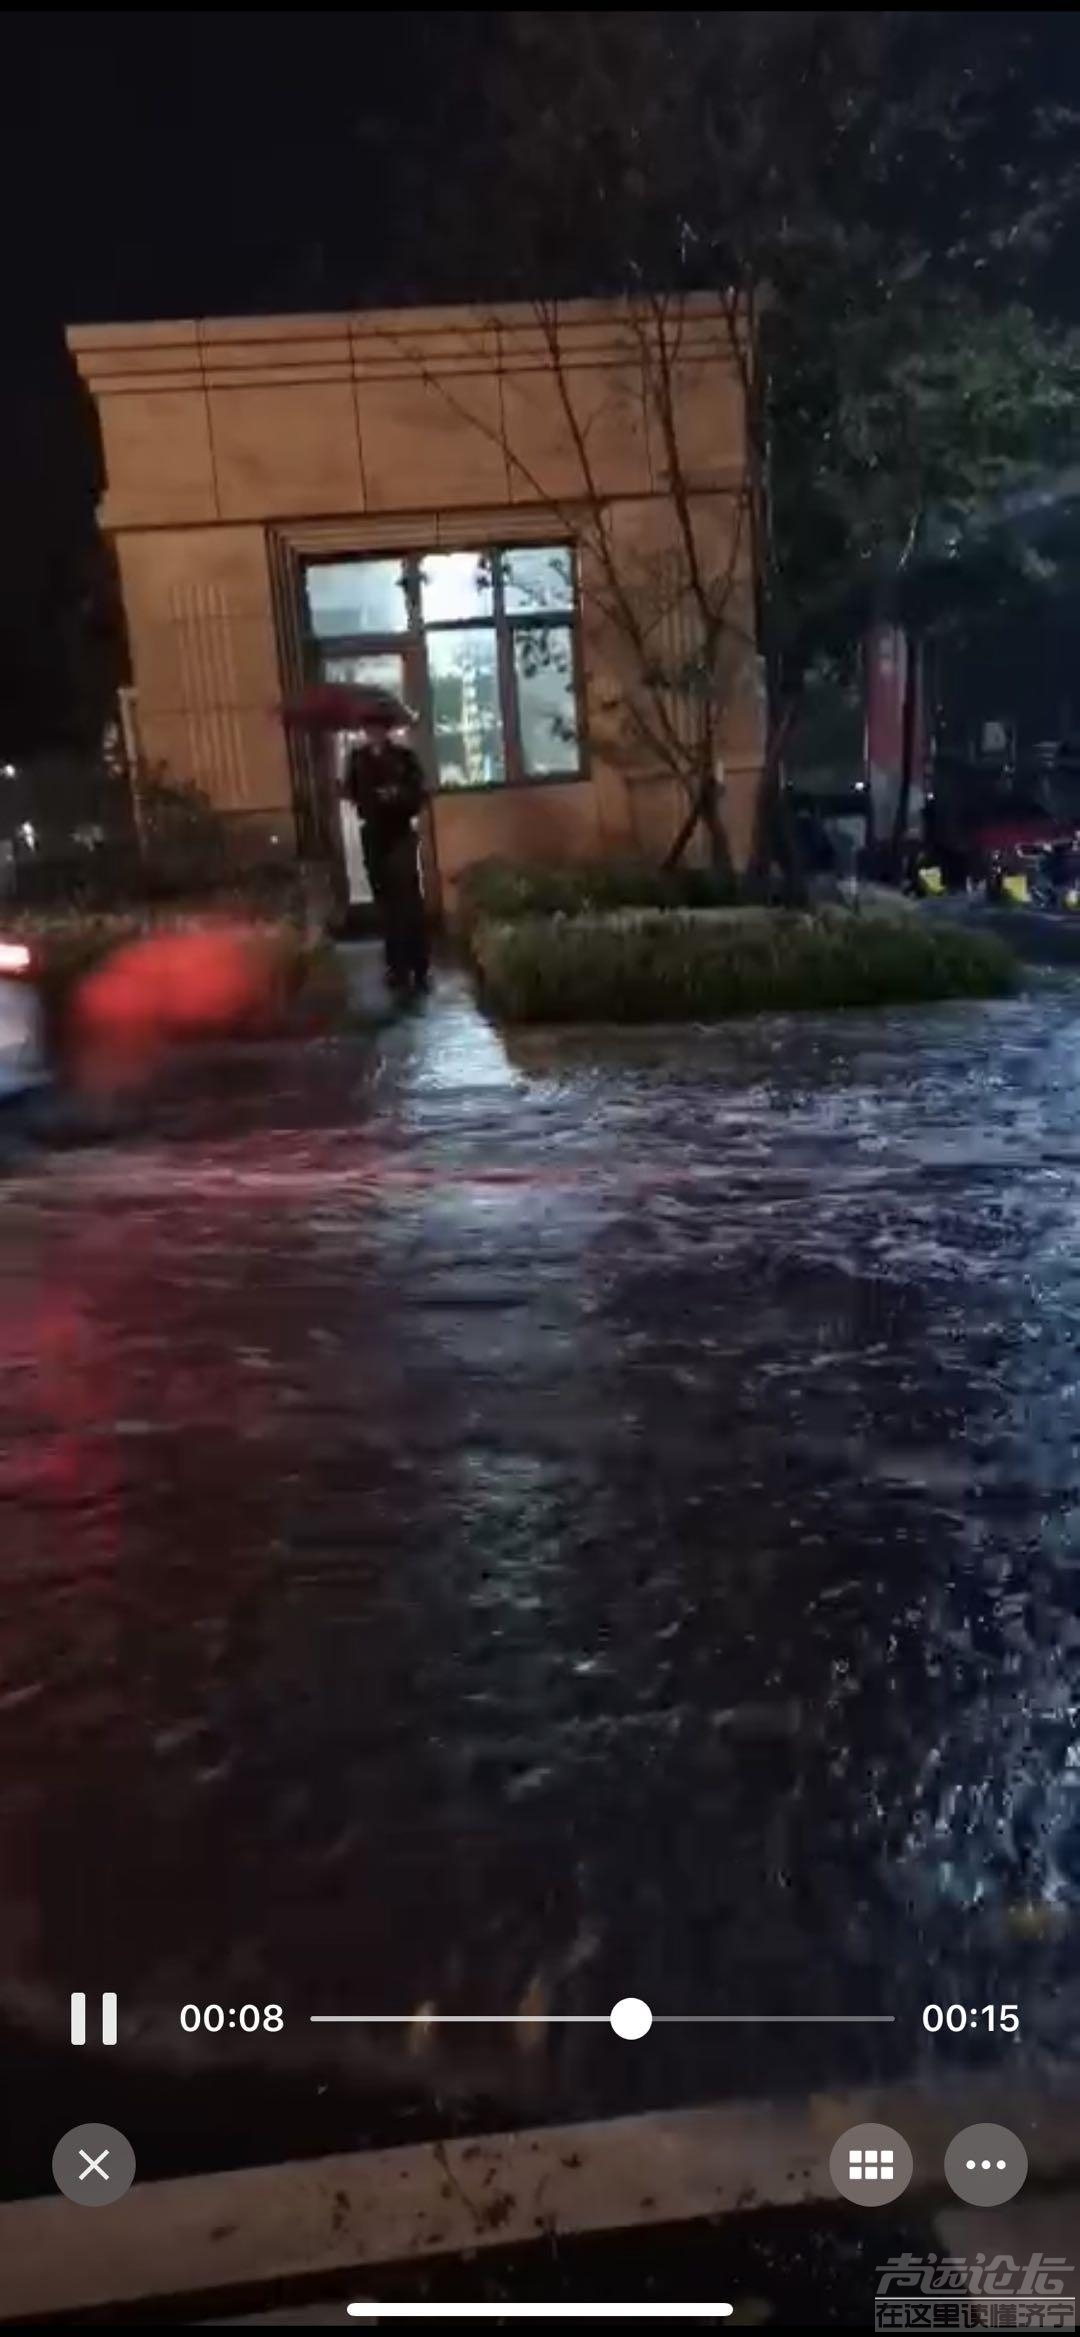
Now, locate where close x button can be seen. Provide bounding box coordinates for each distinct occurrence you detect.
[52,2123,137,2206]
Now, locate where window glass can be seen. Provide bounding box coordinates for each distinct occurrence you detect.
[428,629,504,788]
[305,561,408,638]
[321,651,407,695]
[503,546,574,615]
[302,544,585,788]
[513,624,580,776]
[419,552,493,625]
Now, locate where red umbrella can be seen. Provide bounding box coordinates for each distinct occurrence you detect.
[280,682,416,732]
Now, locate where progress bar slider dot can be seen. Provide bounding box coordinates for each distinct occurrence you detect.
[610,1997,652,2039]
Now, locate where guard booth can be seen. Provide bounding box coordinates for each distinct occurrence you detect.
[66,299,766,920]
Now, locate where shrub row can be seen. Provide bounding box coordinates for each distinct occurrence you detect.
[470,905,1019,1025]
[455,856,752,938]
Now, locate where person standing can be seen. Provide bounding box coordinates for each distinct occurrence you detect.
[832,822,860,908]
[344,709,430,995]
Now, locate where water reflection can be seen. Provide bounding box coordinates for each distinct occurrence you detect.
[1,988,1080,2119]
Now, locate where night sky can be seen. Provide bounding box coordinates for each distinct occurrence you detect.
[6,14,1080,349]
[1,10,502,331]
[3,9,1080,755]
[0,9,502,749]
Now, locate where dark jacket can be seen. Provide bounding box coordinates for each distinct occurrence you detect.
[346,740,425,845]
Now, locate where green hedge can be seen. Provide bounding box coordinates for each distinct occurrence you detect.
[455,856,750,938]
[471,906,1019,1025]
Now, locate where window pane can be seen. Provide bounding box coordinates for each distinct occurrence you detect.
[427,628,504,788]
[419,552,492,625]
[321,651,406,694]
[513,623,580,777]
[305,560,408,638]
[503,546,574,615]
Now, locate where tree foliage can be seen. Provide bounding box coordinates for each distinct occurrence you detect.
[462,11,1080,854]
[774,294,1080,675]
[0,345,126,760]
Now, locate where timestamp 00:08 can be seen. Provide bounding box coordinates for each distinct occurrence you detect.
[922,2004,1019,2033]
[180,2005,284,2033]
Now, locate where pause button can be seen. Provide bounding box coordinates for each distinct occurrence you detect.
[70,1993,118,2047]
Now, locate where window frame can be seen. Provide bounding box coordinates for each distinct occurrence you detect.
[301,543,588,796]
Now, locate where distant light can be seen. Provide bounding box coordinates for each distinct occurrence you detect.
[18,822,36,850]
[0,764,15,780]
[0,941,31,973]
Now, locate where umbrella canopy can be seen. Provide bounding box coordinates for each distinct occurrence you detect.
[280,682,416,733]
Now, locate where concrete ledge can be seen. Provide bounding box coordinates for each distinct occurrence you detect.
[3,2078,1080,2322]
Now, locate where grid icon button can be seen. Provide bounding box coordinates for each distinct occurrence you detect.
[831,2126,912,2205]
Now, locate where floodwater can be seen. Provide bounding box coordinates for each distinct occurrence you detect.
[2,969,1080,2155]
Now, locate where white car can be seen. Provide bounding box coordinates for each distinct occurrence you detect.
[0,942,50,1105]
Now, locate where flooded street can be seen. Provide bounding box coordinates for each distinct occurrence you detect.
[2,968,1080,2158]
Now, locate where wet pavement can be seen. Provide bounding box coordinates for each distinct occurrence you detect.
[2,960,1080,2158]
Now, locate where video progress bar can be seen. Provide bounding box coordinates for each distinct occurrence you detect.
[310,2013,895,2026]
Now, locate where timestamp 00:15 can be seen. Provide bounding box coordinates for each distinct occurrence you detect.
[922,2004,1019,2033]
[180,2005,284,2033]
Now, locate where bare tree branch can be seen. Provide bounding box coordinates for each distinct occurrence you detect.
[368,300,757,858]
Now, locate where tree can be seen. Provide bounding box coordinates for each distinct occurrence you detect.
[376,289,758,872]
[444,10,1080,869]
[776,292,1080,857]
[528,294,758,873]
[0,337,126,761]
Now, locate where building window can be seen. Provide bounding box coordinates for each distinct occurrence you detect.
[302,545,583,791]
[306,559,410,639]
